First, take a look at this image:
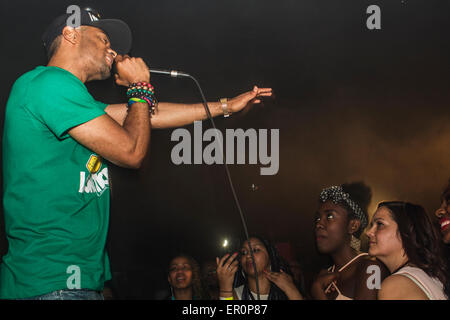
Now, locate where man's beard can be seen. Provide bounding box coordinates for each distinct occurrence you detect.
[82,57,111,82]
[80,38,112,81]
[99,66,111,80]
[98,61,111,80]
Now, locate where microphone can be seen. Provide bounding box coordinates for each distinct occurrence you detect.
[148,68,190,78]
[111,61,190,78]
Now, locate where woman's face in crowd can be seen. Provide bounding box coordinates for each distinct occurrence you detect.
[435,199,450,244]
[315,201,350,254]
[240,238,271,276]
[366,206,404,259]
[168,257,193,289]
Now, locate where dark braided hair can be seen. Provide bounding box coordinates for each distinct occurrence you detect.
[239,236,296,300]
[378,201,450,298]
[340,182,372,238]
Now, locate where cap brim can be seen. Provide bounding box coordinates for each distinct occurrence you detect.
[90,19,132,55]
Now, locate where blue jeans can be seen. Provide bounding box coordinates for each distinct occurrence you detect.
[21,289,104,300]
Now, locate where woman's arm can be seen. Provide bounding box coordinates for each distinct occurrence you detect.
[377,275,429,300]
[264,270,303,300]
[216,253,239,300]
[310,269,339,300]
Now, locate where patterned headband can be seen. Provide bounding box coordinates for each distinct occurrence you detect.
[319,186,368,230]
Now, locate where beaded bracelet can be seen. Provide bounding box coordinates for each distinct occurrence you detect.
[127,83,157,109]
[126,82,155,96]
[127,86,155,96]
[126,82,158,114]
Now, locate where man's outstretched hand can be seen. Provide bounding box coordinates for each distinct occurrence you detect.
[228,86,273,115]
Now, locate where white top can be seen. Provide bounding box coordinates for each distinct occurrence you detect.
[393,266,448,300]
[234,285,269,300]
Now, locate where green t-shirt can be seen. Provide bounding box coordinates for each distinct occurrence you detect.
[1,66,111,299]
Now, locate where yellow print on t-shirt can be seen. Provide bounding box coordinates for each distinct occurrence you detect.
[86,154,102,174]
[78,154,109,195]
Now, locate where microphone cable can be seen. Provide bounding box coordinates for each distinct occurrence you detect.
[151,68,262,300]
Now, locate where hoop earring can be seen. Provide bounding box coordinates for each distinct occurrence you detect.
[350,234,361,253]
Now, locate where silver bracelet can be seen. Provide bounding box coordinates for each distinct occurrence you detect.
[220,98,230,118]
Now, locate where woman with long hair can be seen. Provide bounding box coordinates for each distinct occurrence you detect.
[366,201,449,300]
[216,236,303,300]
[311,182,389,300]
[167,254,209,300]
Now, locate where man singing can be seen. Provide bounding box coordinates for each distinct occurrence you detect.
[1,7,272,300]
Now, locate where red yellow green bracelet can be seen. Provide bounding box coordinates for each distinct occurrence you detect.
[126,81,158,114]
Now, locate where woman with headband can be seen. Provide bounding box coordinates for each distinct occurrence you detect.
[311,182,389,300]
[366,202,449,300]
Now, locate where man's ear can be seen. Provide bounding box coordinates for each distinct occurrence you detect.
[61,26,80,45]
[348,219,361,235]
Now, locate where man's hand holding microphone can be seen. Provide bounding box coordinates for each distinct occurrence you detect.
[113,54,150,87]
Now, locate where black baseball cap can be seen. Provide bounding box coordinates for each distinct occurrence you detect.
[42,7,132,55]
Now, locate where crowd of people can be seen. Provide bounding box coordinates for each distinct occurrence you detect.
[164,180,450,300]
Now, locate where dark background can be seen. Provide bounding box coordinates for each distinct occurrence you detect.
[1,0,450,299]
